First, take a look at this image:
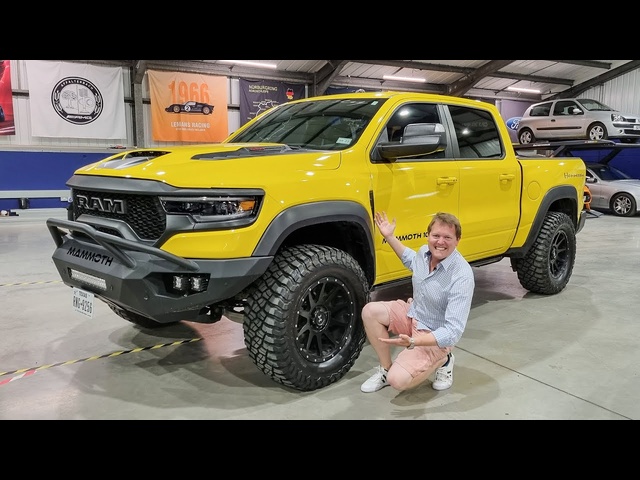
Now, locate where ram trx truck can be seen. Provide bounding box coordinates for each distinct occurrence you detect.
[47,91,587,391]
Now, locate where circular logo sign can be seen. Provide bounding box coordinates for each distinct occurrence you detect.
[51,76,103,125]
[505,117,521,131]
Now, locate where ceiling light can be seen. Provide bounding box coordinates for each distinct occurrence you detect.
[507,86,541,93]
[382,75,426,83]
[218,60,278,69]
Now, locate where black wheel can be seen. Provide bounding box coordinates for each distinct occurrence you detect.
[518,128,535,144]
[243,244,369,392]
[172,105,181,113]
[202,106,211,115]
[108,303,177,329]
[512,212,576,295]
[610,192,637,217]
[587,122,607,141]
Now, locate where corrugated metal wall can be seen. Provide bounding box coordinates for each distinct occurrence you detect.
[580,68,640,116]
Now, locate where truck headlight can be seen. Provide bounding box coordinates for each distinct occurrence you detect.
[159,195,260,222]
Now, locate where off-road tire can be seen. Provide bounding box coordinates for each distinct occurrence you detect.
[512,211,576,295]
[243,244,369,392]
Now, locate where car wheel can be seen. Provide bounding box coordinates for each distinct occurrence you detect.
[243,244,369,392]
[172,105,181,113]
[518,128,535,144]
[610,192,637,217]
[202,106,211,115]
[511,212,576,295]
[587,122,607,141]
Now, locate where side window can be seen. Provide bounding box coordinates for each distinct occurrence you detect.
[384,103,440,142]
[530,102,552,117]
[449,105,503,159]
[554,100,579,116]
[376,102,445,160]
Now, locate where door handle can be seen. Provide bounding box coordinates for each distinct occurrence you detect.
[436,177,458,185]
[500,174,515,183]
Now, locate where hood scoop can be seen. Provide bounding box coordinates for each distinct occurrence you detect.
[192,145,294,160]
[98,151,169,170]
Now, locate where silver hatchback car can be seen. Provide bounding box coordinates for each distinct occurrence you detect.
[516,98,640,144]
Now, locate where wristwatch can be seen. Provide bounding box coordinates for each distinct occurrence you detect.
[407,337,415,350]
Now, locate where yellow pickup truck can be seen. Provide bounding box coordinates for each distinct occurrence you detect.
[47,91,587,391]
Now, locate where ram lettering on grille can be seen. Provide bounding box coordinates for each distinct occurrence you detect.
[76,195,127,214]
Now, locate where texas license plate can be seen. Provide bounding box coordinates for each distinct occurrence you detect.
[72,287,94,318]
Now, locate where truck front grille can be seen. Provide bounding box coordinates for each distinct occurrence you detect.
[71,189,166,241]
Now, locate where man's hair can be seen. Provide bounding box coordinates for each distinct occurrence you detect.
[427,212,462,239]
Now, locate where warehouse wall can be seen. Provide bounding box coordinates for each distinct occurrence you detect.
[2,60,640,210]
[0,60,245,210]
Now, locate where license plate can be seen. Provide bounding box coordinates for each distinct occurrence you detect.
[634,125,640,130]
[72,287,95,318]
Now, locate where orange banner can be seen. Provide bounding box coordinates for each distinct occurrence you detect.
[149,70,228,142]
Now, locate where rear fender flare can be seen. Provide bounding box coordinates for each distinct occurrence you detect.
[508,185,579,257]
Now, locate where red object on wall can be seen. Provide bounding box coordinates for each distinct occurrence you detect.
[0,60,16,135]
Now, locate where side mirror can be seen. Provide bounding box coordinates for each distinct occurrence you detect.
[376,123,447,161]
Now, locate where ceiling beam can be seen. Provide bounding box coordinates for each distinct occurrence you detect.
[349,59,573,86]
[447,60,516,96]
[351,59,472,74]
[545,60,612,69]
[313,60,348,96]
[553,60,640,98]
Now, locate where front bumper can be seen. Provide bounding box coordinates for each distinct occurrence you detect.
[46,218,272,324]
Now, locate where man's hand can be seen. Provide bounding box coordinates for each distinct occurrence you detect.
[375,211,396,238]
[379,333,412,348]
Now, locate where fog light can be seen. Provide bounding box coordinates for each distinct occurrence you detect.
[69,269,107,291]
[190,276,207,292]
[173,275,189,291]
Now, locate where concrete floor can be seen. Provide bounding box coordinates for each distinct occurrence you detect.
[0,208,638,420]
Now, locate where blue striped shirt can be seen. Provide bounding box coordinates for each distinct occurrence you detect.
[401,246,475,347]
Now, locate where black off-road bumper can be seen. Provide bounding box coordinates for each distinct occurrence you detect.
[46,218,272,324]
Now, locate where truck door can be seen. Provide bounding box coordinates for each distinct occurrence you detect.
[443,104,521,261]
[368,101,460,284]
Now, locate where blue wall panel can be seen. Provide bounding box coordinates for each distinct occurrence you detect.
[0,151,111,211]
[0,151,110,190]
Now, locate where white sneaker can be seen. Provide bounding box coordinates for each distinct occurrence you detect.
[432,354,455,391]
[360,365,389,393]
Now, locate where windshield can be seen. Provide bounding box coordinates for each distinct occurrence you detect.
[578,99,615,112]
[591,164,632,180]
[229,98,388,151]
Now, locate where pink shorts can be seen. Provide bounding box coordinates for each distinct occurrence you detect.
[383,299,451,378]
